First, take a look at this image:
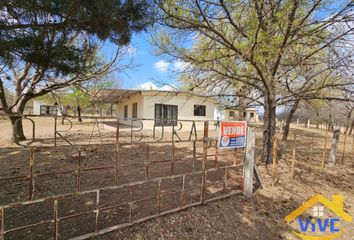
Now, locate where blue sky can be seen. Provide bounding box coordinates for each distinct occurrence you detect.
[104,32,181,89]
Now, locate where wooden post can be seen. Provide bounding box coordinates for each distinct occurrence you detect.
[0,207,3,240]
[29,148,35,201]
[233,148,237,166]
[341,132,348,165]
[309,133,315,167]
[291,133,296,181]
[352,135,354,159]
[328,127,340,166]
[243,126,256,198]
[171,129,176,174]
[116,120,120,144]
[54,116,57,147]
[192,140,196,171]
[307,119,310,128]
[321,130,329,168]
[201,121,208,203]
[53,199,58,240]
[77,148,82,192]
[215,140,219,168]
[145,144,149,178]
[272,137,277,187]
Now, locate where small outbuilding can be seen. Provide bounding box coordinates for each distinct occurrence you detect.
[218,107,259,122]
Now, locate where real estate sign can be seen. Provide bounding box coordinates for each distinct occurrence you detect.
[218,121,247,149]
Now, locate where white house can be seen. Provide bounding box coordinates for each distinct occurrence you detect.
[95,89,218,129]
[33,100,60,116]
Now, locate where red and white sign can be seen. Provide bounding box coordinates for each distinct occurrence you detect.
[218,121,247,149]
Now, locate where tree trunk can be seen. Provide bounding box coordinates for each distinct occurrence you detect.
[349,118,354,135]
[281,100,299,159]
[238,97,246,121]
[316,112,319,129]
[77,105,82,122]
[262,95,276,164]
[328,127,340,166]
[282,100,299,142]
[8,97,30,143]
[10,115,26,142]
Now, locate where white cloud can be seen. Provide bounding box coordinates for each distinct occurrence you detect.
[136,81,159,90]
[173,59,189,72]
[154,60,170,72]
[135,82,177,91]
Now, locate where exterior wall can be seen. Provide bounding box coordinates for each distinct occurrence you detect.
[116,92,216,129]
[142,93,216,129]
[245,110,259,122]
[33,100,61,116]
[33,100,41,115]
[116,94,144,126]
[142,93,215,119]
[220,109,259,122]
[223,109,241,121]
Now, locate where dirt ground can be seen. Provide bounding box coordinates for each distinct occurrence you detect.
[94,127,354,240]
[0,117,353,240]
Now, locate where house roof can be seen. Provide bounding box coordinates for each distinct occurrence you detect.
[92,88,219,103]
[223,106,258,111]
[284,194,352,223]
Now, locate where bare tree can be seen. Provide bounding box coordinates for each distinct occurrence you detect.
[0,43,133,142]
[154,0,354,163]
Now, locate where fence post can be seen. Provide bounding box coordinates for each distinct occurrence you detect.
[145,144,149,178]
[309,133,315,167]
[328,127,340,166]
[53,199,58,240]
[233,148,238,166]
[29,148,35,201]
[341,132,348,165]
[201,121,209,203]
[352,135,354,160]
[215,139,219,168]
[0,207,3,240]
[321,130,329,168]
[291,133,296,181]
[171,125,176,174]
[192,140,196,171]
[243,126,256,198]
[54,116,57,147]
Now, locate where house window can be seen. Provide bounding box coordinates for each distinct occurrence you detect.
[124,105,128,119]
[250,112,254,118]
[229,111,234,117]
[194,105,206,116]
[154,104,178,126]
[40,105,57,115]
[132,103,138,118]
[313,206,324,217]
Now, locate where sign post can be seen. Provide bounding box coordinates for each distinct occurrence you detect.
[218,121,260,197]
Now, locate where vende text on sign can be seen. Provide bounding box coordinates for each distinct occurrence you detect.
[218,121,247,149]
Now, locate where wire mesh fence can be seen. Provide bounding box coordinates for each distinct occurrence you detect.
[0,116,245,240]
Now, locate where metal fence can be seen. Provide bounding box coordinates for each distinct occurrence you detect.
[0,117,245,240]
